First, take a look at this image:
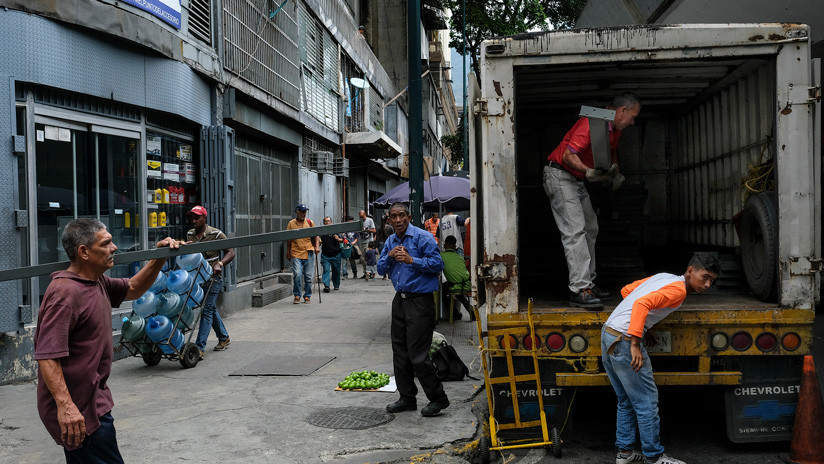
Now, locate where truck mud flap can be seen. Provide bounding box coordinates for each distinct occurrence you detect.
[724,381,800,443]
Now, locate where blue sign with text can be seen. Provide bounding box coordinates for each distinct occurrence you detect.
[122,0,181,30]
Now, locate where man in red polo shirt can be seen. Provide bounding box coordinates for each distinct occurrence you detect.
[34,218,182,463]
[543,93,641,309]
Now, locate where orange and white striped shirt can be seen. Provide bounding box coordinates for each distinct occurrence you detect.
[604,273,687,338]
[423,218,439,244]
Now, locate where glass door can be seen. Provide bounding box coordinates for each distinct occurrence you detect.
[34,119,140,299]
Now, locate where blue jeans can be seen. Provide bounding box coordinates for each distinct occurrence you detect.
[196,277,229,351]
[601,327,664,458]
[63,412,123,464]
[292,253,314,298]
[321,254,341,289]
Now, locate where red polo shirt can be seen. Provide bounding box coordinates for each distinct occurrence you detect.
[547,117,622,179]
[34,271,130,449]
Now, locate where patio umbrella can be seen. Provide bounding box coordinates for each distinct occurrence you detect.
[372,176,470,212]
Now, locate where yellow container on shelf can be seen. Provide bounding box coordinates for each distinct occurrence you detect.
[162,188,170,204]
[149,212,158,228]
[154,188,163,203]
[159,212,167,227]
[124,212,131,228]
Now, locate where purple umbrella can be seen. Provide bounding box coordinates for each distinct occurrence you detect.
[372,176,470,211]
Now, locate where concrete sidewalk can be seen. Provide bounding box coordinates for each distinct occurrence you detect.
[0,277,485,464]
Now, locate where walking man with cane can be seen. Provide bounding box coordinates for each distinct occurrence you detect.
[287,204,320,304]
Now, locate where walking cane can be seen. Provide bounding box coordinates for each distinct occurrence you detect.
[314,251,322,303]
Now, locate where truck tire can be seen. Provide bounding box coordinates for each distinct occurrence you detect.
[740,191,778,301]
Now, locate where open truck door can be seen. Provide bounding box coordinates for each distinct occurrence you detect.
[468,72,484,310]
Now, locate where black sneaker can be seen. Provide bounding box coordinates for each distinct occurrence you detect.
[570,289,604,309]
[421,397,450,417]
[323,286,330,293]
[591,286,611,299]
[386,398,417,413]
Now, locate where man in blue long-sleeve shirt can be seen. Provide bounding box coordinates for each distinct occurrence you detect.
[377,202,449,417]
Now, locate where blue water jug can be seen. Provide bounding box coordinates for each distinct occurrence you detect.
[174,304,195,331]
[186,284,205,308]
[156,292,183,320]
[166,269,192,294]
[189,269,205,286]
[132,291,158,318]
[145,316,184,354]
[121,315,146,342]
[177,253,203,271]
[148,271,167,294]
[199,258,214,279]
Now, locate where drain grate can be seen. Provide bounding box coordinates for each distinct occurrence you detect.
[305,407,394,430]
[229,355,335,376]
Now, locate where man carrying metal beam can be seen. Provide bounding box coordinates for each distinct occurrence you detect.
[543,93,640,309]
[34,218,182,463]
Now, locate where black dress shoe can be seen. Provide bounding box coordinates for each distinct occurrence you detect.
[323,286,330,293]
[421,397,450,417]
[590,286,611,299]
[386,398,417,413]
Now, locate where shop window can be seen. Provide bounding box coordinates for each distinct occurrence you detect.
[145,131,200,246]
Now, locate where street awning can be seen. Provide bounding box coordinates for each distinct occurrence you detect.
[344,130,403,159]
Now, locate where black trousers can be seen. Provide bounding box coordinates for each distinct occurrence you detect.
[63,412,124,464]
[391,292,446,403]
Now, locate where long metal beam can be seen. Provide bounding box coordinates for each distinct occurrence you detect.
[0,221,361,283]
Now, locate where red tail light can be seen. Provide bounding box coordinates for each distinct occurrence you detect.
[731,332,753,351]
[755,333,777,352]
[546,333,565,352]
[523,334,541,350]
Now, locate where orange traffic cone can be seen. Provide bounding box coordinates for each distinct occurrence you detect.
[787,355,824,464]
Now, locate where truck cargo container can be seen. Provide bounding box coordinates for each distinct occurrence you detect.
[468,23,821,443]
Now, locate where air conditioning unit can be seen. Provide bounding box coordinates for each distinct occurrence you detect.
[309,151,333,173]
[333,158,349,177]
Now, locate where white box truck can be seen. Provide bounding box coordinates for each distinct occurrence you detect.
[469,24,820,442]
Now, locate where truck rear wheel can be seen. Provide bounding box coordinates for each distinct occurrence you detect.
[740,191,778,301]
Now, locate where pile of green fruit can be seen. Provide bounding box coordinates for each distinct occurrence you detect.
[338,370,390,390]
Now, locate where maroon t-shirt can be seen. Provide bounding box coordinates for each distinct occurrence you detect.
[34,270,130,449]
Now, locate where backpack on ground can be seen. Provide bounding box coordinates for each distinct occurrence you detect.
[431,344,477,381]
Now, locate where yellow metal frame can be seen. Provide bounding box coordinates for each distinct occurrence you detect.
[475,299,559,452]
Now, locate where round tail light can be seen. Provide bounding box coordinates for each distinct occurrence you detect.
[731,331,753,351]
[568,335,588,353]
[710,333,729,351]
[523,334,541,350]
[546,333,565,352]
[498,335,518,350]
[781,333,801,351]
[755,333,777,352]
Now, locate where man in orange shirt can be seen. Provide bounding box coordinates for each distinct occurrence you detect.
[601,254,718,464]
[543,93,640,309]
[423,213,439,245]
[287,204,320,304]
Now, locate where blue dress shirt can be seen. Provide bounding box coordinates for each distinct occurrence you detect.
[377,224,444,293]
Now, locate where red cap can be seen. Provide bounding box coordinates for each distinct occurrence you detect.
[188,205,208,217]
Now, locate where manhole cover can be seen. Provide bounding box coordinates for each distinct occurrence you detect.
[305,407,394,430]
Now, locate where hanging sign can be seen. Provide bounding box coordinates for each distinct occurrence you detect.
[121,0,181,30]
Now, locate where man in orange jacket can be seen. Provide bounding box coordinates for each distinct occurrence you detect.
[601,253,718,464]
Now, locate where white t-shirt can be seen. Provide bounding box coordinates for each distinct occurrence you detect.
[439,214,464,249]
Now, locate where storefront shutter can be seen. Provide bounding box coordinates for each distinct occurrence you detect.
[200,125,237,291]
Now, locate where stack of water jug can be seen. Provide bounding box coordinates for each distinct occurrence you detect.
[121,253,213,356]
